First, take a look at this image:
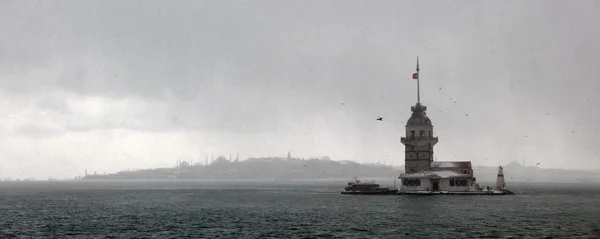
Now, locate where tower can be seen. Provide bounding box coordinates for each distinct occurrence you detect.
[495,166,506,190]
[400,58,439,173]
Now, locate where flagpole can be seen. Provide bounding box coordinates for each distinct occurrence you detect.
[416,57,420,104]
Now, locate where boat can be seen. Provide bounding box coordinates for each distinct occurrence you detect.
[341,177,398,195]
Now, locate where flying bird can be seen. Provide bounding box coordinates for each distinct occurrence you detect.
[376,117,383,121]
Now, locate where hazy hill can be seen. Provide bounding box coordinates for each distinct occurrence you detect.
[474,161,600,183]
[83,156,401,181]
[83,157,600,183]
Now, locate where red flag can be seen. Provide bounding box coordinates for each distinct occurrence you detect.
[412,73,418,79]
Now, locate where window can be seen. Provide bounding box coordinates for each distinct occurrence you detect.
[403,179,421,187]
[450,179,468,187]
[429,131,432,137]
[410,131,415,137]
[419,130,424,137]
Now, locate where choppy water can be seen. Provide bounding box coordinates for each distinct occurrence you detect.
[1,181,599,238]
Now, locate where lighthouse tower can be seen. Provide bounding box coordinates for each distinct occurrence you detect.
[495,166,506,190]
[400,58,439,174]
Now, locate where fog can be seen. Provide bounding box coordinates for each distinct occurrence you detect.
[1,1,599,179]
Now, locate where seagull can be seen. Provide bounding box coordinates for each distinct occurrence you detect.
[376,117,383,121]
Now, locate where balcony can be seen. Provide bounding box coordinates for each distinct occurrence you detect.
[401,136,439,146]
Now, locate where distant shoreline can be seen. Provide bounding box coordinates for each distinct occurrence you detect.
[6,157,597,183]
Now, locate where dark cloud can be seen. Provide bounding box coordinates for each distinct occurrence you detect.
[0,1,599,178]
[37,95,69,114]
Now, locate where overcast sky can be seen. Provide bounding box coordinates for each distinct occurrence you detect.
[1,0,599,179]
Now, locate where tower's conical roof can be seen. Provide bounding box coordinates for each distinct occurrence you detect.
[406,103,432,126]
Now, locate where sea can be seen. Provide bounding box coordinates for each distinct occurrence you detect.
[0,180,599,238]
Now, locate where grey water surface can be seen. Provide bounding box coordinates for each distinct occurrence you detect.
[1,181,598,238]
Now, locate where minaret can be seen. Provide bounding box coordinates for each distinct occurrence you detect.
[400,58,439,174]
[495,166,506,190]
